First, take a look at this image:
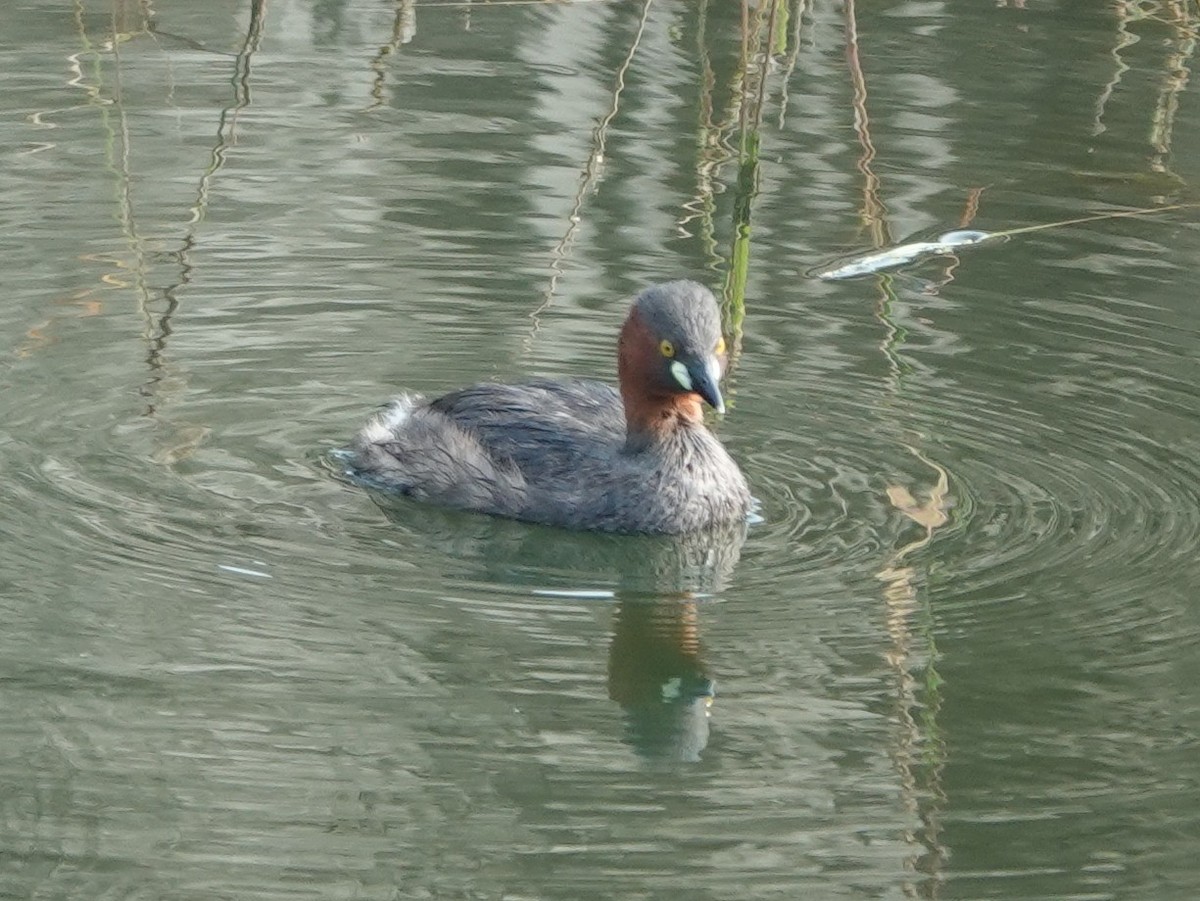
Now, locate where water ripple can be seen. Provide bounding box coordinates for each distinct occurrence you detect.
[730,263,1200,665]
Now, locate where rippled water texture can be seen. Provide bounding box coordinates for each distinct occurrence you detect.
[3,1,1200,899]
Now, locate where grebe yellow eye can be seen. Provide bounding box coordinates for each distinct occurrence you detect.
[659,339,675,358]
[715,336,726,356]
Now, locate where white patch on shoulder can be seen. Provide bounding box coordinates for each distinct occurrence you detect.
[360,394,419,443]
[669,360,693,391]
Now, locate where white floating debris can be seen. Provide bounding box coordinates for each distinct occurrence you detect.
[531,588,615,600]
[217,564,272,579]
[813,229,996,280]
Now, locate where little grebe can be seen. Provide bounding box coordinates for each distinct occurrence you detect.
[343,280,751,533]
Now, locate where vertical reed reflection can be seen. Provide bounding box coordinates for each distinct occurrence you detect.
[1147,1,1195,182]
[721,0,783,364]
[839,2,951,891]
[843,0,890,249]
[878,456,950,898]
[367,0,417,112]
[1094,0,1195,192]
[680,0,789,373]
[775,0,806,130]
[524,0,654,350]
[52,1,268,460]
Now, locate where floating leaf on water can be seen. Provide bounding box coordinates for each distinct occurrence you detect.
[886,484,950,529]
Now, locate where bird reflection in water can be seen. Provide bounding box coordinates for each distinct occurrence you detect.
[354,489,748,762]
[608,595,714,762]
[557,519,747,763]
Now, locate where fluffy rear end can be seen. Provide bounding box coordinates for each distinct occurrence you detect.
[346,396,527,515]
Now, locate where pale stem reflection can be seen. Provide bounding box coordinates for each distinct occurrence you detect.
[524,0,654,351]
